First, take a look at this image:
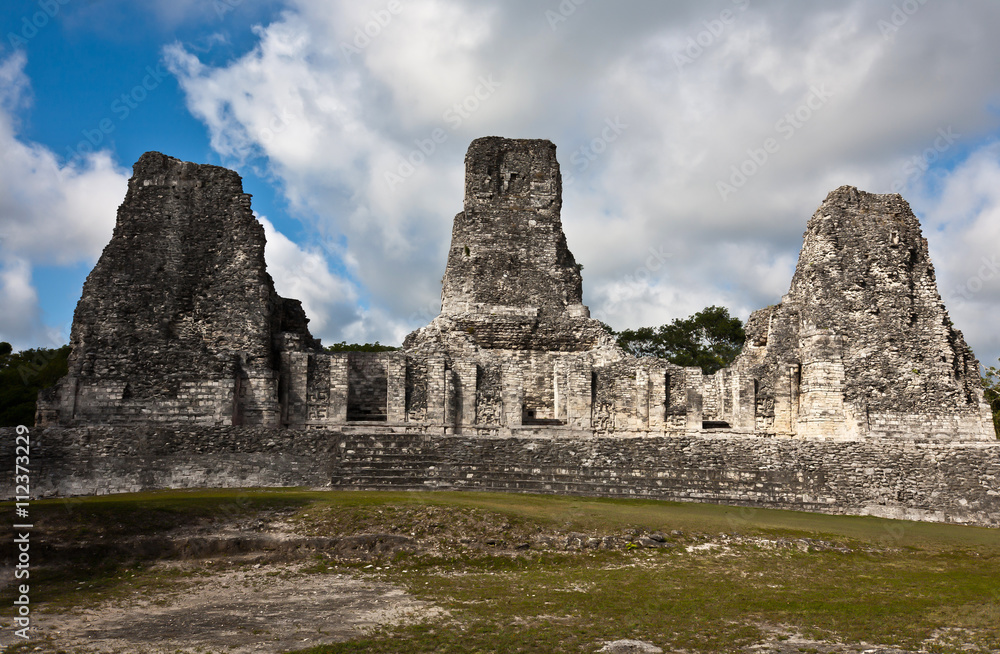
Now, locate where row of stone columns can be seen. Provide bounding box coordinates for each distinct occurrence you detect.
[281,351,761,433]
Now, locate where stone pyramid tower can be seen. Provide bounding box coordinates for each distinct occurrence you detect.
[405,137,611,352]
[733,186,993,439]
[38,152,318,426]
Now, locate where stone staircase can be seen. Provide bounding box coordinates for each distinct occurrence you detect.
[327,433,677,498]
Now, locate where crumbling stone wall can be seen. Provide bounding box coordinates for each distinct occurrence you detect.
[406,358,429,423]
[475,363,502,426]
[305,355,333,424]
[7,426,998,528]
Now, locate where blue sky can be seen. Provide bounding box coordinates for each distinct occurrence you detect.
[1,0,999,371]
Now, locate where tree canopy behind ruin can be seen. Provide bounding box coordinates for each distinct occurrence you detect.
[607,306,746,375]
[983,360,1000,438]
[0,343,70,427]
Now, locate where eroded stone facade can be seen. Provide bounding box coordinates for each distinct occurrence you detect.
[37,140,994,443]
[726,186,993,440]
[37,152,320,428]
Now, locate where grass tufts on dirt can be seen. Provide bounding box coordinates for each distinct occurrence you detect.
[2,489,998,654]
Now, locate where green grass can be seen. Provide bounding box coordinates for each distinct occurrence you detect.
[289,489,1000,548]
[293,546,1000,653]
[3,489,999,653]
[9,488,999,551]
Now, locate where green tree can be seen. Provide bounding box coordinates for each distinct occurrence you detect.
[610,306,746,375]
[324,341,399,353]
[983,359,1000,439]
[0,344,71,426]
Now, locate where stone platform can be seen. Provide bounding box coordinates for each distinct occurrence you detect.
[5,426,998,528]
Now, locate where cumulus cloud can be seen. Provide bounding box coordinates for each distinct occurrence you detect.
[0,52,129,349]
[259,214,361,340]
[912,141,1000,368]
[162,0,493,345]
[164,0,1000,367]
[0,257,43,347]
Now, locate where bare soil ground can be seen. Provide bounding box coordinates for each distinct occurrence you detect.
[21,561,443,654]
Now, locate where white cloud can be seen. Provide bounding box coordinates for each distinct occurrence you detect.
[0,52,125,265]
[163,0,494,345]
[259,215,361,340]
[0,52,129,348]
[0,257,43,348]
[163,0,1000,366]
[913,141,1000,368]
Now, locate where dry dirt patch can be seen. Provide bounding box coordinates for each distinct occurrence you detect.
[22,562,444,654]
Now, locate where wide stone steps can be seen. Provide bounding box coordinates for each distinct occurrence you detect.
[326,436,821,505]
[334,473,696,498]
[332,469,771,504]
[334,456,682,490]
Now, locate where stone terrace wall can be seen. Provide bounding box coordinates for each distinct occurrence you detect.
[4,427,998,528]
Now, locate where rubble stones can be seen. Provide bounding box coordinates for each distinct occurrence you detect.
[597,640,664,654]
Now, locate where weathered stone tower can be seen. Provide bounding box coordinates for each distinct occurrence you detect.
[37,152,319,426]
[429,137,606,351]
[730,186,993,440]
[405,137,622,426]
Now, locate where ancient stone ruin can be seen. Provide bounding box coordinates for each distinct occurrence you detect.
[733,186,992,440]
[36,152,319,427]
[37,138,994,442]
[15,137,1000,527]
